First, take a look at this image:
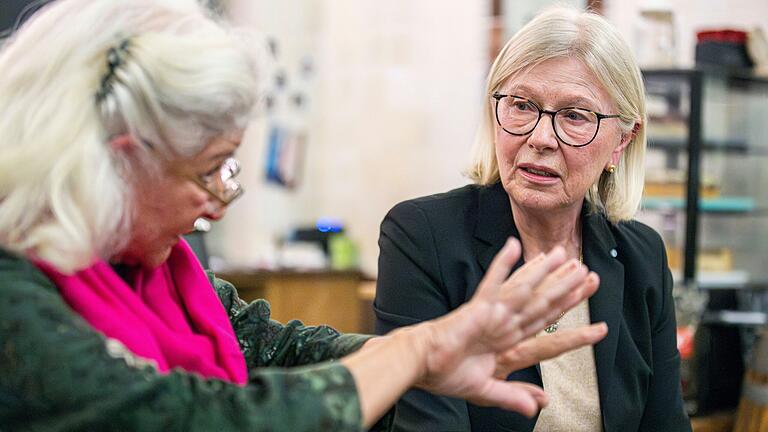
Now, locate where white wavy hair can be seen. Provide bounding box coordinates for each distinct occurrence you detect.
[0,0,260,273]
[467,6,647,223]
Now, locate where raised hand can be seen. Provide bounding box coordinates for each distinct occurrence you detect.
[415,237,602,416]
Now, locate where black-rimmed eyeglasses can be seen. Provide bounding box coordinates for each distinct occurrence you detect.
[491,93,620,147]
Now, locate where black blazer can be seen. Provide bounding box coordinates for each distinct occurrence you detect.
[374,183,691,432]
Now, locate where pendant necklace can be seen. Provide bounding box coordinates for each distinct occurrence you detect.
[543,246,583,334]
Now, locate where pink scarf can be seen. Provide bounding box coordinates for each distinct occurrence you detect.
[34,239,248,385]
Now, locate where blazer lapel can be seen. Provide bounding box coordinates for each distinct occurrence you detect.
[582,210,624,431]
[474,182,522,275]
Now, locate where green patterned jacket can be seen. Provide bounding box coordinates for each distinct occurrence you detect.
[0,249,390,431]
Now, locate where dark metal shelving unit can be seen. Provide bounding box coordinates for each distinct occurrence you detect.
[643,68,768,291]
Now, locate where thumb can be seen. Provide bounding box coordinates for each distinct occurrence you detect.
[468,380,546,418]
[474,237,522,301]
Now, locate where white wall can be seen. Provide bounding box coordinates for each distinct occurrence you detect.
[212,0,487,275]
[310,1,487,275]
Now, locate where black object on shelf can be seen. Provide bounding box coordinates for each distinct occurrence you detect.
[695,30,754,69]
[692,291,746,415]
[693,323,745,415]
[287,222,345,256]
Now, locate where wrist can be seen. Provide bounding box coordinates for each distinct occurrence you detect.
[390,322,436,384]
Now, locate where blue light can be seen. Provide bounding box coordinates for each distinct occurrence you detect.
[316,217,343,233]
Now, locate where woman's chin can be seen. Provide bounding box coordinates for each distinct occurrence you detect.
[142,247,174,268]
[117,246,173,269]
[508,187,561,210]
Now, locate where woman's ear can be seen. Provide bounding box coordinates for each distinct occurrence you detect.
[108,134,136,152]
[611,121,641,165]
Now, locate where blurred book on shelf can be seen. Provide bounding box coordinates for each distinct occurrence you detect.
[647,118,688,140]
[666,247,734,273]
[644,169,721,199]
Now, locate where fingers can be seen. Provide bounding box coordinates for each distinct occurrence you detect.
[505,246,566,292]
[496,246,569,313]
[520,272,599,337]
[510,261,589,329]
[496,322,608,375]
[505,252,546,284]
[473,242,602,353]
[469,381,547,418]
[474,237,522,301]
[479,250,598,351]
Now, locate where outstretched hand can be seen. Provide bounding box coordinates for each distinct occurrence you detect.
[415,237,603,417]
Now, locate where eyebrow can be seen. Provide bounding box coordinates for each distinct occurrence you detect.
[206,151,235,163]
[508,85,601,110]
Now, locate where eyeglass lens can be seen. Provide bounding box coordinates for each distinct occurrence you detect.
[496,96,600,146]
[203,157,242,204]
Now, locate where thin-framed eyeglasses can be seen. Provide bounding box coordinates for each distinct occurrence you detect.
[190,157,244,206]
[491,93,621,147]
[140,138,244,206]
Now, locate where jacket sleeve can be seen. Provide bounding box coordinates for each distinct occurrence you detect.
[638,241,692,431]
[374,201,471,432]
[0,265,365,432]
[209,273,372,369]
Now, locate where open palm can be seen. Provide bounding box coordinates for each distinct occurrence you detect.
[416,238,602,416]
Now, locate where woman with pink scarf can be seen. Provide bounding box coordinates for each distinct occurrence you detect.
[0,1,607,430]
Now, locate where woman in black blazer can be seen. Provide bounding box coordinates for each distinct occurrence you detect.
[374,6,691,432]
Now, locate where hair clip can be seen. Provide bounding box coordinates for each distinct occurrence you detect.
[96,38,131,102]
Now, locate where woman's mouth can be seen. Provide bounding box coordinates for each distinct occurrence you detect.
[522,167,556,177]
[517,164,560,183]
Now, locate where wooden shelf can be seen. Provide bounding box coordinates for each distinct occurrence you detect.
[218,269,367,333]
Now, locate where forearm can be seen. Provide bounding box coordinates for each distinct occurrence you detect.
[341,323,433,428]
[212,274,372,367]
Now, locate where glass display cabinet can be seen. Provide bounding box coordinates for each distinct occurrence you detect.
[640,68,768,295]
[638,68,768,414]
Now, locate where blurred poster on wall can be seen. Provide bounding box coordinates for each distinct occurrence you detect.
[265,124,305,189]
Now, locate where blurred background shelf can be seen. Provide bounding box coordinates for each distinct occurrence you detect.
[702,310,768,326]
[642,196,757,213]
[648,137,768,156]
[641,67,768,420]
[640,67,768,285]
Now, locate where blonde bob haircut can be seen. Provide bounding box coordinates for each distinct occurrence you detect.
[467,6,647,224]
[0,0,259,273]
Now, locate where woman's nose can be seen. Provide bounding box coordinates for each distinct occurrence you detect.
[527,113,560,152]
[203,201,227,221]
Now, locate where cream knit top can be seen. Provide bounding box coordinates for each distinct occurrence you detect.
[534,299,603,432]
